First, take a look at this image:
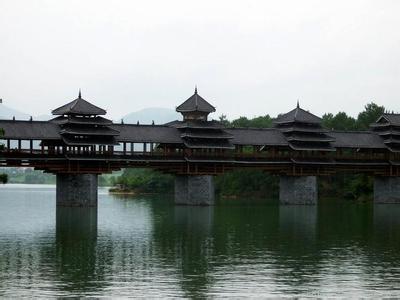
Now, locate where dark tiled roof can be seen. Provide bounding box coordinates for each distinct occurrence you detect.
[274,106,322,125]
[169,120,225,129]
[377,114,400,125]
[330,131,386,149]
[110,124,183,144]
[225,128,288,146]
[278,125,329,133]
[181,129,233,139]
[51,115,112,125]
[183,139,235,149]
[286,133,335,142]
[176,90,215,113]
[288,143,335,151]
[0,120,390,151]
[60,126,120,136]
[0,120,60,140]
[52,96,106,116]
[62,136,118,146]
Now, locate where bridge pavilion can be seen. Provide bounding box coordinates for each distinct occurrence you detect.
[0,89,400,206]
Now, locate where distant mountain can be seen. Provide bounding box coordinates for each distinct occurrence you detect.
[0,104,181,125]
[120,107,180,125]
[0,103,30,120]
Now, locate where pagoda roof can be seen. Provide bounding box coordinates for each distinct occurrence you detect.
[183,139,235,149]
[176,88,216,113]
[52,92,106,116]
[278,125,329,134]
[168,120,225,129]
[51,115,112,125]
[383,137,400,144]
[286,133,335,143]
[288,143,336,152]
[62,135,118,146]
[60,126,120,136]
[374,114,400,126]
[274,104,322,125]
[181,129,233,139]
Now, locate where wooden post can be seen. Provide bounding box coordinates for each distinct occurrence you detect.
[123,142,126,155]
[30,140,33,153]
[18,139,21,151]
[7,139,10,152]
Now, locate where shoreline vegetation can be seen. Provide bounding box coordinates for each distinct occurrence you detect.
[0,103,385,201]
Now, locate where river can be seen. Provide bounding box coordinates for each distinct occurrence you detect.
[0,184,399,297]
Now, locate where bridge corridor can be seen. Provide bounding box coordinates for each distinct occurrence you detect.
[2,89,400,208]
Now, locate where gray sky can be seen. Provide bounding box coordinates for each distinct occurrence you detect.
[0,0,399,120]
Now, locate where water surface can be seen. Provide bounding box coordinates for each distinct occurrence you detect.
[0,184,400,297]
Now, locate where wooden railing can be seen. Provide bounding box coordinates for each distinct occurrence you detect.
[0,146,393,163]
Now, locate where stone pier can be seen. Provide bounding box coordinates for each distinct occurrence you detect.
[56,174,98,207]
[279,176,318,205]
[175,175,215,205]
[374,176,400,204]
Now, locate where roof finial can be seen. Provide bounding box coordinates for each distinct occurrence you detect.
[195,85,198,94]
[297,99,300,108]
[78,89,82,99]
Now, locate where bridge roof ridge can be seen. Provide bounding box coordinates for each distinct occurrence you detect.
[176,89,216,113]
[52,95,106,116]
[274,106,322,125]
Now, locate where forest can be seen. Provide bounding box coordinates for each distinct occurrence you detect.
[111,102,386,201]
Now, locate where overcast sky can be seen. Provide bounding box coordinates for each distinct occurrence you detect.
[0,0,399,120]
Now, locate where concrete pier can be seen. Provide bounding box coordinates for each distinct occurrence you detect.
[374,177,400,204]
[175,175,215,205]
[279,176,318,205]
[56,174,98,207]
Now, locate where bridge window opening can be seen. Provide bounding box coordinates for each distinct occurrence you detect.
[32,140,41,150]
[113,143,123,152]
[9,140,18,149]
[21,140,30,150]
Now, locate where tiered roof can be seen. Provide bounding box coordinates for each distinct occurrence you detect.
[52,91,106,116]
[171,89,234,149]
[50,91,119,146]
[371,114,400,152]
[176,87,215,113]
[274,103,335,151]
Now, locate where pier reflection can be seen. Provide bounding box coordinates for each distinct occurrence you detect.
[54,207,102,294]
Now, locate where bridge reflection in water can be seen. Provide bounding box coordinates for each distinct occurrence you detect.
[1,188,400,297]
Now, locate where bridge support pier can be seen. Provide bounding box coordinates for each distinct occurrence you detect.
[175,175,215,206]
[279,176,318,205]
[56,174,98,207]
[374,176,400,203]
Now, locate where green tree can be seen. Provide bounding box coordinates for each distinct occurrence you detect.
[356,102,385,130]
[218,114,230,126]
[322,112,356,130]
[231,115,273,128]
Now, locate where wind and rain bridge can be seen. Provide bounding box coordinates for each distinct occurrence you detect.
[1,89,400,206]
